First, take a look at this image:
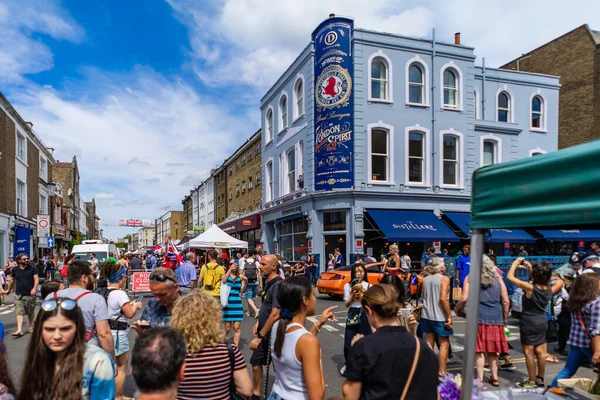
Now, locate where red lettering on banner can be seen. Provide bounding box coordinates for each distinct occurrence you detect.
[132,272,152,292]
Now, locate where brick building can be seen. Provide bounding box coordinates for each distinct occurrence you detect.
[85,199,100,239]
[155,210,183,242]
[0,92,55,264]
[181,194,193,234]
[501,24,600,148]
[52,156,81,240]
[214,166,228,224]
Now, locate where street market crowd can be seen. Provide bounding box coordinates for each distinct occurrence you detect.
[0,242,600,399]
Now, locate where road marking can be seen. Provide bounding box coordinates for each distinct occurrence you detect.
[307,316,339,332]
[337,323,347,329]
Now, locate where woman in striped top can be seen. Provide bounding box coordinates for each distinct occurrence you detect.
[171,290,253,400]
[222,260,247,347]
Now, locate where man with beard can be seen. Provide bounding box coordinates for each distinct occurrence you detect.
[45,260,115,361]
[7,253,38,337]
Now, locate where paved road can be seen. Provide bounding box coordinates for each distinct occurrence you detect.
[0,292,594,398]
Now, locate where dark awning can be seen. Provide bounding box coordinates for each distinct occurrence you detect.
[367,209,460,242]
[537,230,600,242]
[444,212,536,243]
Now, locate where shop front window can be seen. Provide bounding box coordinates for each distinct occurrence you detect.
[324,211,346,231]
[279,217,308,261]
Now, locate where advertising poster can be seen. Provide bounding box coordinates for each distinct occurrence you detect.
[14,226,31,257]
[312,17,354,191]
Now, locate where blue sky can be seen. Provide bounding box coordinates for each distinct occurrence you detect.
[1,0,598,239]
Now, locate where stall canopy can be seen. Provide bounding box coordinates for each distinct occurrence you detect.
[444,211,536,243]
[536,229,600,242]
[366,209,460,242]
[187,225,248,249]
[461,139,600,399]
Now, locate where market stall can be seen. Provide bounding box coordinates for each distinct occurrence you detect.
[462,139,600,399]
[187,224,249,249]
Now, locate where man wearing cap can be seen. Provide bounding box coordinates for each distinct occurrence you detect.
[581,251,600,275]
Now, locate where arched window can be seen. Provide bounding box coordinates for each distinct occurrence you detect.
[266,108,273,142]
[408,131,424,183]
[531,95,544,129]
[294,78,304,119]
[279,95,288,131]
[286,147,296,193]
[371,58,388,100]
[408,64,424,104]
[443,69,458,108]
[498,91,510,122]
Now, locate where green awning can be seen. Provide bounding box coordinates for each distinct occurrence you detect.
[470,139,600,230]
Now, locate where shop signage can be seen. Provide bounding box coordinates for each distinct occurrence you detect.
[282,206,302,216]
[312,16,354,191]
[37,215,50,237]
[54,224,67,238]
[131,272,152,293]
[14,226,31,257]
[433,241,441,253]
[218,214,261,234]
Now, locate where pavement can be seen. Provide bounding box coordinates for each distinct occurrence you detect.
[0,292,595,398]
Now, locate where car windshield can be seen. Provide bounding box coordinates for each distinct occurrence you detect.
[72,252,108,262]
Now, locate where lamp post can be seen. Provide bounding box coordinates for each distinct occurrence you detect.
[99,229,103,239]
[174,221,179,240]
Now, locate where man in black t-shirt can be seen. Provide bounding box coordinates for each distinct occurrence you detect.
[249,254,282,400]
[7,253,39,337]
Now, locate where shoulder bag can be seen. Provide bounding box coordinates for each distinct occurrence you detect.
[226,342,245,400]
[546,296,559,343]
[578,311,596,352]
[400,335,421,400]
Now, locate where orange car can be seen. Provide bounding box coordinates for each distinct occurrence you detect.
[316,262,385,297]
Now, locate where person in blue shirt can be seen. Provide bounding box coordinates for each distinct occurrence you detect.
[334,248,345,269]
[456,245,471,287]
[145,253,157,271]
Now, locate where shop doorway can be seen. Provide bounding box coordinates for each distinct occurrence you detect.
[324,234,347,269]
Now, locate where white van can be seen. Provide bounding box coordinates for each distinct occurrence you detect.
[71,240,120,262]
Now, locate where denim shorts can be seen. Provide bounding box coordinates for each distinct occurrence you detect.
[245,283,258,299]
[420,318,454,337]
[112,329,130,356]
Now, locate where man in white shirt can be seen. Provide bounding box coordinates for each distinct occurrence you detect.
[89,253,99,274]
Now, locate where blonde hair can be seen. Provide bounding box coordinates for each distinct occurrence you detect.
[480,254,499,286]
[427,257,445,273]
[171,290,225,353]
[389,244,399,252]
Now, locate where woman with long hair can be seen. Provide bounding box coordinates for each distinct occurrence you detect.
[270,276,336,400]
[551,273,600,387]
[455,254,510,387]
[221,259,247,347]
[342,284,438,399]
[384,244,402,275]
[99,260,142,398]
[18,297,115,400]
[171,290,252,400]
[508,258,564,388]
[380,274,417,334]
[341,263,370,376]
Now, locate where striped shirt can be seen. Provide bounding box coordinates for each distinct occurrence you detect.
[177,343,246,400]
[223,276,244,322]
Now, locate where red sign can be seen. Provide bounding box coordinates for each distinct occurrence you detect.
[504,242,510,248]
[579,241,585,248]
[356,239,363,247]
[308,240,312,248]
[131,272,152,292]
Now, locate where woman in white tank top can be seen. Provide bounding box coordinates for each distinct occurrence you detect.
[269,276,337,400]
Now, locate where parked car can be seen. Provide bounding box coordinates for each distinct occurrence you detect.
[316,262,385,297]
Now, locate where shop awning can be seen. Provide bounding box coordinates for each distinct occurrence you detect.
[366,209,460,242]
[444,212,536,243]
[536,229,600,241]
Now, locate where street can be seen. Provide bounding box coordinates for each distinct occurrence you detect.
[0,291,595,398]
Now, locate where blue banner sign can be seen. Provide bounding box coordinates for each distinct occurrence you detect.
[312,17,354,191]
[14,226,31,257]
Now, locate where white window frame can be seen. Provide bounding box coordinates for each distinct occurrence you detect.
[480,134,502,167]
[285,146,296,194]
[39,156,48,182]
[474,87,481,120]
[405,56,429,106]
[440,62,463,111]
[256,171,261,185]
[266,159,274,202]
[248,176,253,189]
[293,75,305,121]
[278,92,288,133]
[39,193,48,214]
[529,148,547,157]
[496,86,515,123]
[367,122,394,185]
[404,125,431,187]
[367,51,393,103]
[16,131,26,163]
[530,91,547,132]
[265,106,274,144]
[439,129,465,189]
[16,179,26,217]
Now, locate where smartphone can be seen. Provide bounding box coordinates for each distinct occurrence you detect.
[400,308,412,318]
[135,295,144,303]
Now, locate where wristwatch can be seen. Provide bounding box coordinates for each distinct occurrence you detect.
[257,332,264,339]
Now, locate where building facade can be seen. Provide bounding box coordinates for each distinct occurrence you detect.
[260,16,560,270]
[501,24,600,149]
[0,93,55,265]
[52,156,81,243]
[85,199,100,239]
[182,194,193,234]
[137,225,155,251]
[155,210,183,242]
[195,176,215,231]
[214,166,228,224]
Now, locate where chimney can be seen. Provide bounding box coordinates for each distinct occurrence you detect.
[329,13,335,18]
[454,32,461,45]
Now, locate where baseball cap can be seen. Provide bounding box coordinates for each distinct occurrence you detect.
[582,250,600,264]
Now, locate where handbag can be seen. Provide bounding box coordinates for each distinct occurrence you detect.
[452,287,463,301]
[400,335,421,400]
[226,342,245,400]
[220,282,231,308]
[546,297,559,343]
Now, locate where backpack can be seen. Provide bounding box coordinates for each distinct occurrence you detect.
[244,260,259,282]
[92,287,127,331]
[203,264,218,290]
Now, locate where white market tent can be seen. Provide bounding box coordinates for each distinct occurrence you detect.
[187,225,248,249]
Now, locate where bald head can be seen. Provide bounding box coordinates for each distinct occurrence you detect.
[259,254,279,279]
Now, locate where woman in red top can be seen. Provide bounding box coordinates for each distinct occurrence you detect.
[384,244,402,276]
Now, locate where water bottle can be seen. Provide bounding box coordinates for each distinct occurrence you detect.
[504,325,511,337]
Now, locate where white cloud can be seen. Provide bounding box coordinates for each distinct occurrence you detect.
[95,193,115,200]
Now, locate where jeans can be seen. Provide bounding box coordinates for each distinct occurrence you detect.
[551,345,593,387]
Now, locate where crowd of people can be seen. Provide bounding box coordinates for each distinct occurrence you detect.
[0,241,600,399]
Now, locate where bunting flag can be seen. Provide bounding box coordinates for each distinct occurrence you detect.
[166,238,184,268]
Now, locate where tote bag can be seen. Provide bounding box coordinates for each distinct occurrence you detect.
[220,282,231,308]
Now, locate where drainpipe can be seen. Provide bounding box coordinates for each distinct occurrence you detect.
[431,29,437,188]
[482,57,486,120]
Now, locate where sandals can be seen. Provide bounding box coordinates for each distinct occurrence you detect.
[545,354,560,363]
[488,377,500,387]
[12,332,23,338]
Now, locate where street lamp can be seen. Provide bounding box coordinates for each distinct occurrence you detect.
[100,229,103,238]
[174,221,179,239]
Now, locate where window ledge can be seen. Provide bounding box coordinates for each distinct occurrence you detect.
[442,106,463,113]
[368,98,393,104]
[16,157,28,167]
[530,129,548,134]
[405,183,431,189]
[265,139,274,146]
[278,127,289,135]
[405,102,430,109]
[292,114,305,124]
[440,185,466,191]
[367,181,395,187]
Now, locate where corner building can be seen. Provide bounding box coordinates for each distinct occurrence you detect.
[260,16,560,271]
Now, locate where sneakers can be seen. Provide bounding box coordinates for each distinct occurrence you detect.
[536,376,545,388]
[447,354,460,364]
[499,362,516,371]
[340,365,347,376]
[516,380,538,388]
[483,364,491,372]
[488,377,500,387]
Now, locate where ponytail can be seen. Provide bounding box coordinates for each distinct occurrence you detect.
[274,308,293,358]
[273,276,313,358]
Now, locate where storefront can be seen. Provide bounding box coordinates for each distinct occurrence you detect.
[218,213,262,249]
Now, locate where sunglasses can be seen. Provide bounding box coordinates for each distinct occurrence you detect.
[149,273,177,284]
[20,258,29,262]
[41,298,77,312]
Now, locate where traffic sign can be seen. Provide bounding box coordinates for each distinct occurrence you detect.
[37,215,50,237]
[47,237,55,247]
[39,237,55,248]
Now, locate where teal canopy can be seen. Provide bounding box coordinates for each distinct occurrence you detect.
[470,139,600,230]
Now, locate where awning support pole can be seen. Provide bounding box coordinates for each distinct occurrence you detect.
[460,229,484,400]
